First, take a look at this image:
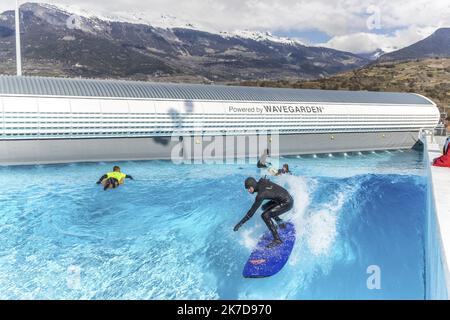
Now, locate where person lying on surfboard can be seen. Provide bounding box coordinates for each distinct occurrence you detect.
[96,166,134,191]
[234,177,294,248]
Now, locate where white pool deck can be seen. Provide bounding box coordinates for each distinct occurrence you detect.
[426,135,450,298]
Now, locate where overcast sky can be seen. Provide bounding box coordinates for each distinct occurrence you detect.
[1,0,449,53]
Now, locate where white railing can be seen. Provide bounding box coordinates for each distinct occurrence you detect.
[420,128,437,144]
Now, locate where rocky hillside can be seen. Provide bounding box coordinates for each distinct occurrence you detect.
[240,58,450,112]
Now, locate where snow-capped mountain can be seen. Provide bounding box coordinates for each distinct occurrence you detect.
[224,30,304,46]
[41,3,207,31]
[357,49,386,61]
[0,2,368,82]
[40,2,306,45]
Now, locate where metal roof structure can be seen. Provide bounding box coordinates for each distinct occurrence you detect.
[0,75,435,105]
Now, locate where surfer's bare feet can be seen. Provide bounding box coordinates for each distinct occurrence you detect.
[266,239,282,248]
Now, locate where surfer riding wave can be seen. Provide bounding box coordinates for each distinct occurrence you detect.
[234,177,294,248]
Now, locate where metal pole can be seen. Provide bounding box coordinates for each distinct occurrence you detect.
[15,0,22,76]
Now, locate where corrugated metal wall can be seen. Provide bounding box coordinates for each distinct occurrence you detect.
[0,75,435,105]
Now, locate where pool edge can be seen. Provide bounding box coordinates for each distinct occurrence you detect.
[423,135,450,300]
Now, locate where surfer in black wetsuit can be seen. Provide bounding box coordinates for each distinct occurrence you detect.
[257,149,270,168]
[234,177,294,248]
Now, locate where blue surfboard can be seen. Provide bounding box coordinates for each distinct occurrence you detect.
[243,222,296,278]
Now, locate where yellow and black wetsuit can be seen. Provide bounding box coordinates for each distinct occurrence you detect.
[96,172,134,190]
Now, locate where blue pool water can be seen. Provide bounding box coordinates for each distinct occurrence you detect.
[0,150,427,299]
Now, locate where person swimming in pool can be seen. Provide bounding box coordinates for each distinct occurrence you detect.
[234,177,294,248]
[265,163,292,176]
[96,166,134,191]
[277,163,291,175]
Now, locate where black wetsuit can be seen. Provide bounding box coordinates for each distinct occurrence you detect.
[256,152,270,168]
[257,161,268,168]
[236,178,294,243]
[277,169,292,175]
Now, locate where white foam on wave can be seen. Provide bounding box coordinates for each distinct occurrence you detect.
[279,175,312,264]
[279,175,349,261]
[238,175,359,299]
[303,191,347,256]
[306,211,337,255]
[239,227,260,251]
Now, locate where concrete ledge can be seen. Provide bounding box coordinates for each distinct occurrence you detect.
[0,131,422,166]
[425,135,450,299]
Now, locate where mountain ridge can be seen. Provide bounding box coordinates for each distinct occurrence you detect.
[380,28,450,62]
[0,2,367,82]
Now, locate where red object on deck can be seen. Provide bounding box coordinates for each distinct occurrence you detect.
[433,153,450,168]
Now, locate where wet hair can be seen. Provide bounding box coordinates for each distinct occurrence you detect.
[245,177,258,189]
[113,166,120,171]
[283,164,290,172]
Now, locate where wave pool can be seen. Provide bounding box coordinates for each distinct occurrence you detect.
[0,150,427,299]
